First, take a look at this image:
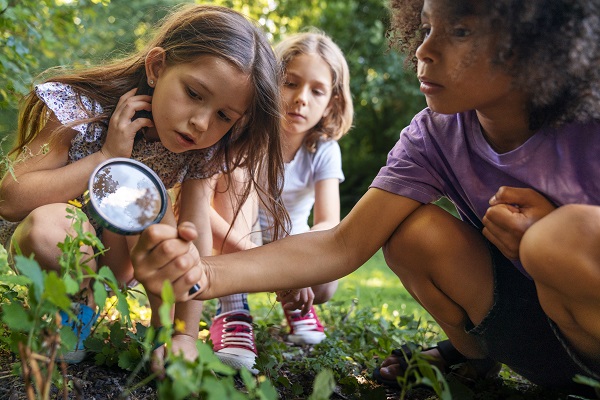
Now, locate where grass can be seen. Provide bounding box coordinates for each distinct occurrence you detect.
[245,249,430,320]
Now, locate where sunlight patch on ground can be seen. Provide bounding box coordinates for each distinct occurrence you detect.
[361,276,390,288]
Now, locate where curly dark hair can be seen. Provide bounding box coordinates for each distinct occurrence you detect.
[388,0,600,130]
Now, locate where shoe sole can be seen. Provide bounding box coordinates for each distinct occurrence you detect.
[287,333,326,345]
[215,352,258,375]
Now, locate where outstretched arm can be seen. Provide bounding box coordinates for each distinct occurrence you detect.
[200,188,421,299]
[133,188,421,302]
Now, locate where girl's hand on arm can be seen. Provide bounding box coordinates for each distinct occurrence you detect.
[482,186,556,259]
[131,222,205,301]
[101,88,153,159]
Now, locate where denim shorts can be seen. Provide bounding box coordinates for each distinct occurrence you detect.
[465,244,600,395]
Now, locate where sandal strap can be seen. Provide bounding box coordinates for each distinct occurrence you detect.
[436,339,468,366]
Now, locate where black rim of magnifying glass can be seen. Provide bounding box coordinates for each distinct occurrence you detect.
[86,158,168,235]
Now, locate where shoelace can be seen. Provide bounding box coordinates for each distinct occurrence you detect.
[288,311,320,332]
[221,314,255,350]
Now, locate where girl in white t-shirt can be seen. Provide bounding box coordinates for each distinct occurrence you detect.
[207,31,353,373]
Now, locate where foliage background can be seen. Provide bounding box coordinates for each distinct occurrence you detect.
[0,0,427,215]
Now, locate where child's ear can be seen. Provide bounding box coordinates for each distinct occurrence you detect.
[145,47,167,87]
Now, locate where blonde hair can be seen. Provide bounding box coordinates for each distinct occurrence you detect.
[274,31,353,152]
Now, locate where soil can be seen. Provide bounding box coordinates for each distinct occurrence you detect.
[0,347,595,400]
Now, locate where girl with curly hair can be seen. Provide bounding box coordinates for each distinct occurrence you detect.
[132,0,600,394]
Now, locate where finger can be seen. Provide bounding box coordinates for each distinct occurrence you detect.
[177,221,198,242]
[482,225,518,259]
[171,258,205,301]
[136,224,180,253]
[489,186,535,207]
[484,204,520,230]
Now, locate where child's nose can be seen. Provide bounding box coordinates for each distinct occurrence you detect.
[294,87,308,105]
[190,109,210,132]
[416,34,437,64]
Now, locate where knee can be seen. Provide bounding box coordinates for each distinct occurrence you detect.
[15,204,95,261]
[382,204,441,267]
[521,204,600,280]
[382,204,476,276]
[312,281,338,304]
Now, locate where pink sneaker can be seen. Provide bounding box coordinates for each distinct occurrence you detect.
[209,310,258,374]
[284,306,326,345]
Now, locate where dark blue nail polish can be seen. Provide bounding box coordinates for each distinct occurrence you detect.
[189,283,201,295]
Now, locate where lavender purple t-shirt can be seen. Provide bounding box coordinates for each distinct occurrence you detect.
[370,108,600,274]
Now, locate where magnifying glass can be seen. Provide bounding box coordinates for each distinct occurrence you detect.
[85,158,201,295]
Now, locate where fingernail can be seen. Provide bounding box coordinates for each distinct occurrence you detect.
[188,284,201,295]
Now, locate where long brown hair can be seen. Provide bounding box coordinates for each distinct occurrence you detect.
[275,31,354,152]
[13,4,289,239]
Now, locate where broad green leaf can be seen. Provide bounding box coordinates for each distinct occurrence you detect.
[257,379,278,400]
[308,369,335,400]
[63,274,79,295]
[118,346,141,370]
[44,272,72,310]
[1,302,33,332]
[58,325,78,355]
[13,255,44,301]
[92,279,107,315]
[0,274,31,286]
[115,291,131,324]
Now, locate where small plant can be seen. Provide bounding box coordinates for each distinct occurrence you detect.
[0,207,129,399]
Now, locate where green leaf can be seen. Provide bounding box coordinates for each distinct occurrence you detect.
[1,302,33,332]
[118,346,141,370]
[0,274,31,286]
[13,255,44,301]
[63,274,79,295]
[98,265,117,285]
[308,369,335,400]
[92,279,107,314]
[115,291,131,324]
[44,272,72,310]
[59,325,78,355]
[161,280,175,305]
[257,379,278,400]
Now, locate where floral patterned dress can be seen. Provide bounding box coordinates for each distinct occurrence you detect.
[0,82,218,247]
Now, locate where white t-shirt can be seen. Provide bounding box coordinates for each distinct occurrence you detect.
[259,140,344,242]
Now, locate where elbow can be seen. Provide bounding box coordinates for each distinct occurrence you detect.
[0,201,26,222]
[0,189,28,222]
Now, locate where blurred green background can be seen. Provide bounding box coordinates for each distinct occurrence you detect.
[0,0,427,216]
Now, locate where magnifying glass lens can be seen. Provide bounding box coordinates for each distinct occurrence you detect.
[86,158,167,235]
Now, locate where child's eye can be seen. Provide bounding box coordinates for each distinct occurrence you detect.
[453,27,471,37]
[283,81,296,88]
[186,87,201,100]
[313,89,326,96]
[218,111,232,123]
[420,24,431,39]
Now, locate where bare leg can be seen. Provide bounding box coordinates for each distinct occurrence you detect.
[521,204,600,361]
[11,203,97,273]
[311,281,339,305]
[379,204,494,380]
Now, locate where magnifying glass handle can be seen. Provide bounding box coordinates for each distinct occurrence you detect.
[189,283,201,295]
